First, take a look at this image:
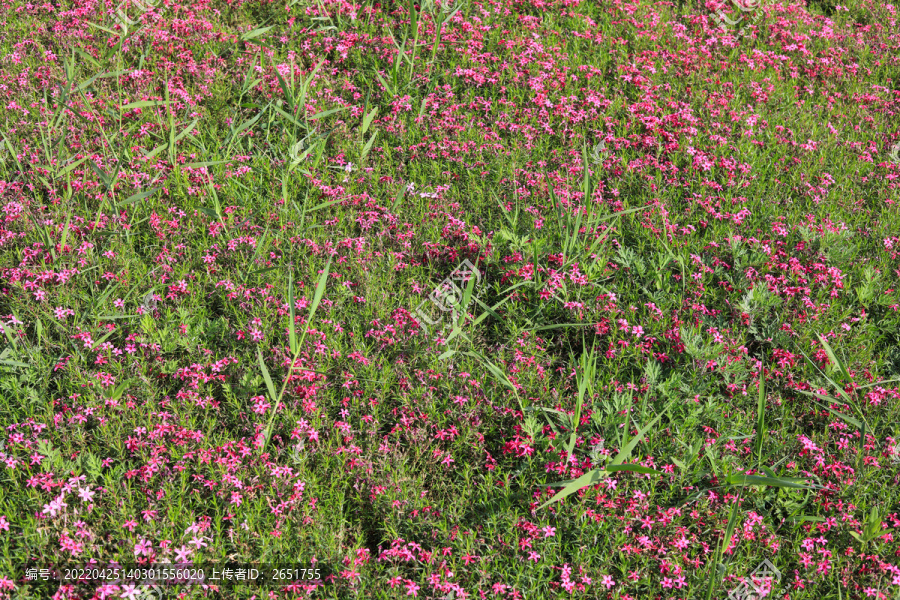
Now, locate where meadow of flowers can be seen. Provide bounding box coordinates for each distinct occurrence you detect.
[1,0,900,597]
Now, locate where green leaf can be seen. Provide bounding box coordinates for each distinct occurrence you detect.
[817,333,852,384]
[375,72,396,97]
[308,107,347,121]
[120,100,169,110]
[143,142,169,160]
[89,328,116,351]
[721,497,742,557]
[794,392,862,429]
[259,257,332,457]
[605,464,663,475]
[795,338,853,404]
[361,107,379,135]
[610,409,666,467]
[723,474,816,489]
[119,187,160,207]
[271,104,305,129]
[58,156,90,177]
[288,272,298,355]
[391,182,406,212]
[0,359,29,369]
[537,467,607,509]
[241,25,274,42]
[539,410,667,510]
[175,118,200,142]
[273,65,295,113]
[182,160,231,169]
[87,160,111,188]
[755,363,766,468]
[305,197,344,213]
[360,131,378,160]
[470,352,517,394]
[257,347,277,403]
[789,515,825,523]
[76,69,128,92]
[438,349,456,360]
[307,258,332,319]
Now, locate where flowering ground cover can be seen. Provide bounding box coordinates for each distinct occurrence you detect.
[1,0,900,597]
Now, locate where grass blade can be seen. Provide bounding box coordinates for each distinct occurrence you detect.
[537,468,607,510]
[755,359,766,469]
[361,107,379,135]
[610,409,666,467]
[258,347,277,403]
[724,474,817,489]
[241,25,274,42]
[120,187,160,207]
[817,333,852,384]
[288,271,297,355]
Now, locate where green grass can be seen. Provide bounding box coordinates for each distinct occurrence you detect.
[0,0,899,597]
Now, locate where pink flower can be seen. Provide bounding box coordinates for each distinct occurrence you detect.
[601,575,615,589]
[405,580,420,597]
[134,538,153,557]
[174,545,193,562]
[41,495,67,518]
[252,396,270,414]
[541,526,556,538]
